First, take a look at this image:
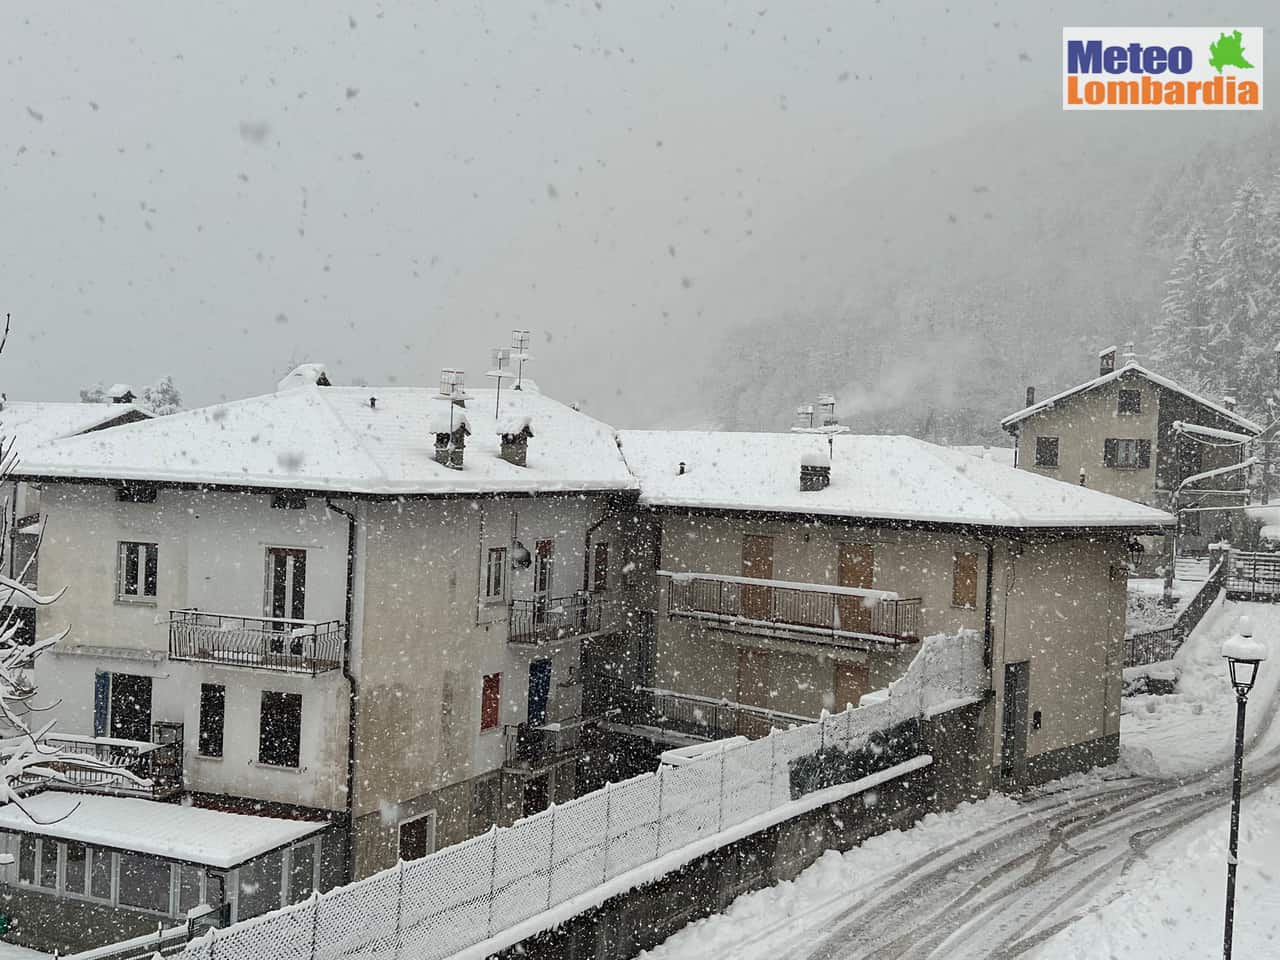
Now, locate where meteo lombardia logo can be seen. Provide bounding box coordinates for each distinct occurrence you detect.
[1063,27,1263,110]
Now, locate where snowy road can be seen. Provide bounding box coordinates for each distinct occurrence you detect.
[643,599,1280,960]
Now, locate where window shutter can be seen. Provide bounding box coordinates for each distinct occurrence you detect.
[1103,438,1118,467]
[1137,439,1151,469]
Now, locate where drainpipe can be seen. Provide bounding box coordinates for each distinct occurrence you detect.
[981,538,995,670]
[326,499,359,884]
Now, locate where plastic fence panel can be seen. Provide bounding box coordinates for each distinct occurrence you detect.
[207,900,319,960]
[174,935,214,960]
[399,834,496,960]
[311,871,399,960]
[656,759,719,855]
[720,736,774,828]
[821,712,849,753]
[548,791,610,905]
[603,774,660,879]
[491,809,555,927]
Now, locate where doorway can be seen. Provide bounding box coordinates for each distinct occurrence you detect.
[1002,661,1030,781]
[109,673,153,743]
[527,658,553,727]
[266,548,307,655]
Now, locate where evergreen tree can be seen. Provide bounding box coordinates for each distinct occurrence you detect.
[1153,225,1214,390]
[1209,181,1271,412]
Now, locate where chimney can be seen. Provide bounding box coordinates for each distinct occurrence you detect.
[498,416,534,467]
[677,461,686,476]
[1098,347,1116,377]
[432,370,471,469]
[800,451,831,492]
[1025,386,1036,407]
[108,383,136,404]
[1223,395,1237,412]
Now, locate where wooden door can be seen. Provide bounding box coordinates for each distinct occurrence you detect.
[736,648,771,738]
[833,660,870,712]
[741,535,774,620]
[838,543,874,634]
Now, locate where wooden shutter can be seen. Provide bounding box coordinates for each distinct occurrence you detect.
[1103,438,1118,467]
[1137,439,1151,469]
[953,551,980,609]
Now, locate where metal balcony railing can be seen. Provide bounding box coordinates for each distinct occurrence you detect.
[17,733,184,800]
[503,717,598,770]
[168,610,346,675]
[508,594,614,645]
[662,572,921,647]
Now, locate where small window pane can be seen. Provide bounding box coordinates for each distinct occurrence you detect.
[38,839,58,889]
[259,691,302,768]
[177,864,204,916]
[199,684,226,758]
[238,850,283,919]
[287,844,316,905]
[118,854,172,913]
[90,848,113,900]
[1034,436,1059,467]
[18,835,36,884]
[65,841,87,895]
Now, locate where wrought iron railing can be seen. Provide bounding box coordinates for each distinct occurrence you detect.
[1125,558,1225,668]
[630,687,814,741]
[508,594,613,645]
[503,716,598,770]
[17,733,183,800]
[169,610,346,675]
[1225,551,1280,596]
[664,573,921,646]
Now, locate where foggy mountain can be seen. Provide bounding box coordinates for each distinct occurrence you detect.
[678,110,1280,443]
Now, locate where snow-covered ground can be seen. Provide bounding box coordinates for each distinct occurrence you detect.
[1126,577,1189,633]
[641,598,1280,960]
[0,941,50,959]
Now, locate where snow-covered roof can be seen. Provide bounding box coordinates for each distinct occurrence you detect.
[948,444,1016,467]
[617,430,1174,529]
[13,385,637,497]
[0,792,323,867]
[0,401,152,451]
[1000,363,1262,434]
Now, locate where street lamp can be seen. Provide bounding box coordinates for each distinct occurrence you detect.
[1220,617,1268,960]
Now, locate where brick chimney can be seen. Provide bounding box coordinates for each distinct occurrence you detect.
[432,370,471,469]
[498,416,533,467]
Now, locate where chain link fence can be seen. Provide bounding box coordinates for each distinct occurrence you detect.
[98,631,984,960]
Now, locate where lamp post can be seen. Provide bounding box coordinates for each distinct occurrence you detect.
[1221,618,1268,960]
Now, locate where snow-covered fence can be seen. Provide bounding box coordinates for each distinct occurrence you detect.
[146,631,984,960]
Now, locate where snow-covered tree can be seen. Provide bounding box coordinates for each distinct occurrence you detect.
[1152,225,1215,390]
[140,375,183,415]
[78,382,107,403]
[1,320,140,813]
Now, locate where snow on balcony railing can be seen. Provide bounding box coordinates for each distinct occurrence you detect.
[15,733,183,801]
[151,630,986,960]
[662,571,921,647]
[168,609,346,675]
[508,593,615,645]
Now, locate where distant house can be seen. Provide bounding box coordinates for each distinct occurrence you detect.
[601,429,1171,795]
[1000,347,1262,555]
[3,376,636,953]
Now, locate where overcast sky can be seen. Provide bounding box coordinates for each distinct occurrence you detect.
[1,2,1273,424]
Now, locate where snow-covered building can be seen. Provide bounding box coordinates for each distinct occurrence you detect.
[3,375,637,950]
[1001,348,1261,555]
[608,429,1173,792]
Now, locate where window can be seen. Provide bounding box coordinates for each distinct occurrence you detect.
[484,547,507,601]
[1033,436,1059,467]
[38,837,58,889]
[177,864,205,916]
[953,551,980,609]
[18,834,36,885]
[1118,389,1142,414]
[480,673,501,731]
[238,849,283,919]
[259,691,302,768]
[118,853,171,913]
[199,684,226,758]
[117,541,159,600]
[65,840,88,895]
[398,812,436,861]
[90,847,114,900]
[592,541,609,593]
[1103,438,1151,469]
[286,842,317,905]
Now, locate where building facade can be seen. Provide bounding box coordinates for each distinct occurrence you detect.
[1001,348,1262,555]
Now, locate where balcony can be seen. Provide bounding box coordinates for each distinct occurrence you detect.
[631,687,813,742]
[508,594,615,646]
[168,609,346,675]
[662,572,921,649]
[16,733,184,801]
[503,717,598,772]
